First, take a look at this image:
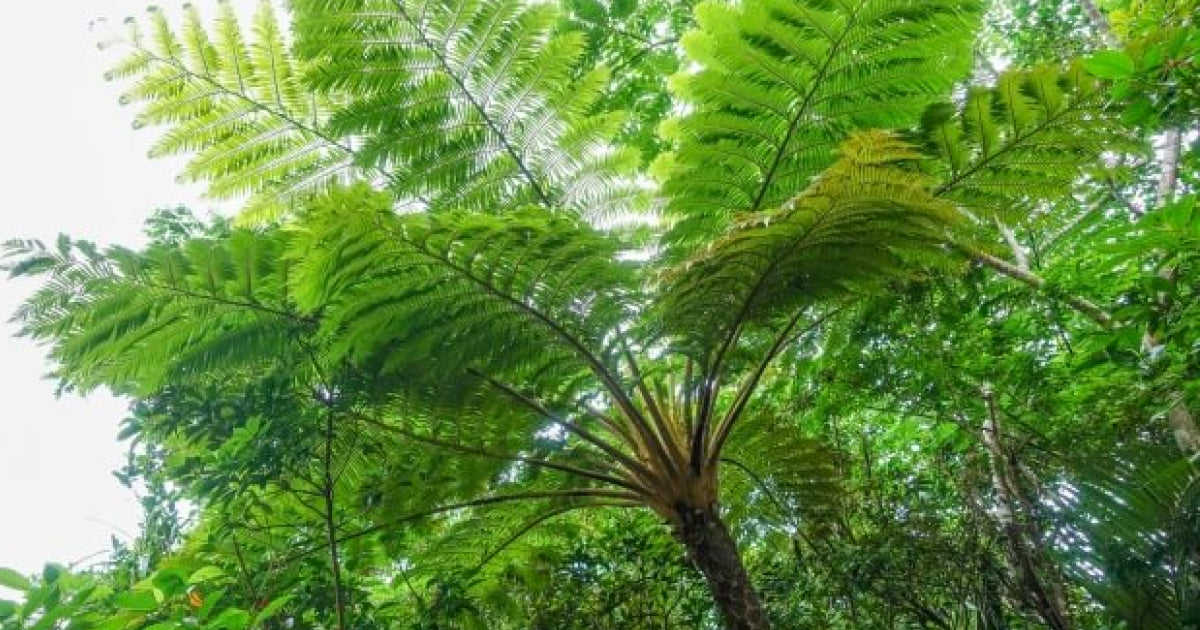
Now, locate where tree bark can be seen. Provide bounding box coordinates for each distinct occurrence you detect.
[674,506,771,630]
[322,412,348,630]
[1145,127,1200,457]
[968,249,1113,328]
[980,387,1072,630]
[1080,0,1118,47]
[1156,129,1182,207]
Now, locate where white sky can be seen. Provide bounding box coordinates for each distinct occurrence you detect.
[0,1,235,577]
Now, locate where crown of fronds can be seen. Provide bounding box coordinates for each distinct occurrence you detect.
[11,0,1144,600]
[656,0,981,256]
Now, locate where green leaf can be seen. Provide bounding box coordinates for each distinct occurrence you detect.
[152,569,188,597]
[660,0,981,253]
[196,588,226,621]
[1140,44,1166,71]
[188,566,225,584]
[113,589,159,612]
[1122,98,1158,125]
[0,568,31,592]
[249,594,292,628]
[572,0,606,22]
[206,608,251,630]
[40,564,62,584]
[1083,50,1135,79]
[610,0,636,18]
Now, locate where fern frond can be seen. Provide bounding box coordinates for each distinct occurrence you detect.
[919,63,1122,220]
[289,185,641,400]
[6,227,305,395]
[1055,452,1199,629]
[108,1,358,217]
[292,0,644,220]
[720,410,842,535]
[390,485,632,583]
[659,131,959,361]
[658,0,981,254]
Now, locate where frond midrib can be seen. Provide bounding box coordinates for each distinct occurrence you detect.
[747,0,865,213]
[933,81,1102,198]
[386,0,554,207]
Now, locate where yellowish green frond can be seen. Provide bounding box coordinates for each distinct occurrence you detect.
[660,131,959,359]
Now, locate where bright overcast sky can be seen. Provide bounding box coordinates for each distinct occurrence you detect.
[0,1,241,576]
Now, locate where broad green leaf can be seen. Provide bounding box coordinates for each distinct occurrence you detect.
[196,588,226,621]
[1083,50,1135,79]
[40,564,62,585]
[152,569,189,597]
[206,608,251,630]
[249,595,292,628]
[113,589,159,612]
[188,567,225,584]
[0,568,31,592]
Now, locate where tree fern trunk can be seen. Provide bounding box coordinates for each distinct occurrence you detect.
[675,506,770,630]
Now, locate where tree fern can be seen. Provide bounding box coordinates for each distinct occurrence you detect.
[13,1,1151,627]
[657,0,981,254]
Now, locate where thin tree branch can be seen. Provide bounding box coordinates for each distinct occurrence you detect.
[965,247,1113,328]
[321,410,348,630]
[230,534,259,603]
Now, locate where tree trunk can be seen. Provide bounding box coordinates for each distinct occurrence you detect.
[1145,127,1200,457]
[674,506,771,630]
[981,387,1072,630]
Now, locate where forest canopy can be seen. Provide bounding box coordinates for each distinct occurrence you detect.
[2,0,1199,628]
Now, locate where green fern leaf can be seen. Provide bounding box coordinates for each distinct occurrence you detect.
[660,131,960,359]
[291,0,644,220]
[107,1,359,219]
[289,185,640,399]
[658,0,981,255]
[920,63,1123,219]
